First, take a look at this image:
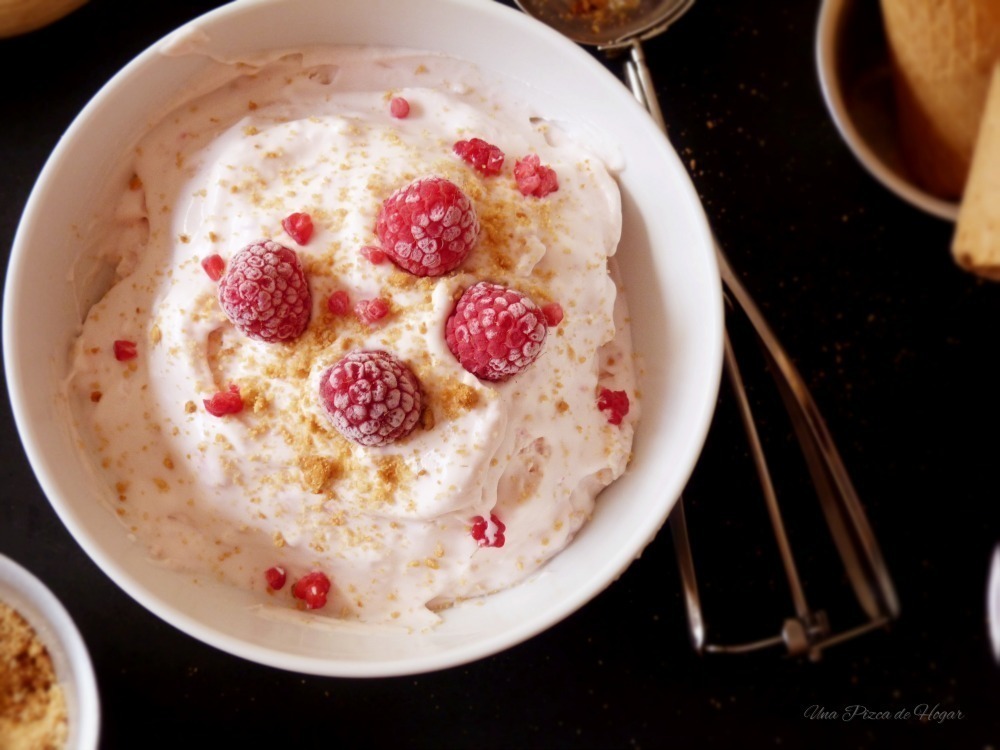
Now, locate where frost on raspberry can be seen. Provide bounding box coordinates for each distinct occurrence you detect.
[281,212,314,245]
[204,384,243,417]
[375,176,479,276]
[470,514,506,548]
[514,153,559,197]
[597,387,630,426]
[217,239,311,343]
[445,281,547,382]
[453,137,505,176]
[292,570,331,610]
[319,350,423,447]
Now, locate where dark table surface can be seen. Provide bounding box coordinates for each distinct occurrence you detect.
[2,0,999,747]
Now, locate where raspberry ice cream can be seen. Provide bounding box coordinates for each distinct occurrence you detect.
[64,45,637,628]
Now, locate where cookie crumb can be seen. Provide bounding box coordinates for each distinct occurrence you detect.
[0,601,69,750]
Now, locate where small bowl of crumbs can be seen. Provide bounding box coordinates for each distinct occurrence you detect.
[0,554,99,750]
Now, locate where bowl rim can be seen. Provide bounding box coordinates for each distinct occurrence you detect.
[0,553,101,749]
[3,0,723,677]
[814,0,959,222]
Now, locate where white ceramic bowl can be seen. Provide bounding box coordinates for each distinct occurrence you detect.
[3,0,722,676]
[815,0,960,221]
[0,554,100,749]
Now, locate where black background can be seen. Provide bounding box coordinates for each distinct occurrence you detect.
[2,1,999,747]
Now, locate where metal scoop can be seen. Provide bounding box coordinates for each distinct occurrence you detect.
[514,0,899,659]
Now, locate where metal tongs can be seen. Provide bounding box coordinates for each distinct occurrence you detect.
[513,0,899,659]
[671,255,900,659]
[618,16,900,659]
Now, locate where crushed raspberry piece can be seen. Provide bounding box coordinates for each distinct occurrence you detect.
[201,254,225,281]
[292,571,331,610]
[360,245,387,264]
[264,566,286,590]
[390,96,410,118]
[327,290,350,315]
[319,350,423,447]
[355,297,390,325]
[471,514,506,548]
[113,340,137,361]
[204,384,243,417]
[597,387,630,426]
[541,302,564,327]
[445,281,547,381]
[282,212,314,245]
[217,239,311,343]
[375,176,479,276]
[514,153,559,197]
[453,137,505,176]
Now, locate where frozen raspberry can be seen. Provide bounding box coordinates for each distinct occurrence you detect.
[201,254,225,281]
[360,245,387,264]
[541,302,564,327]
[471,514,506,548]
[282,212,314,245]
[204,384,243,417]
[113,340,137,361]
[355,297,390,325]
[264,566,286,590]
[292,571,331,610]
[319,350,423,447]
[390,96,410,118]
[327,290,350,315]
[218,240,311,343]
[445,281,547,381]
[453,137,505,176]
[597,388,630,426]
[514,153,559,197]
[375,176,479,276]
